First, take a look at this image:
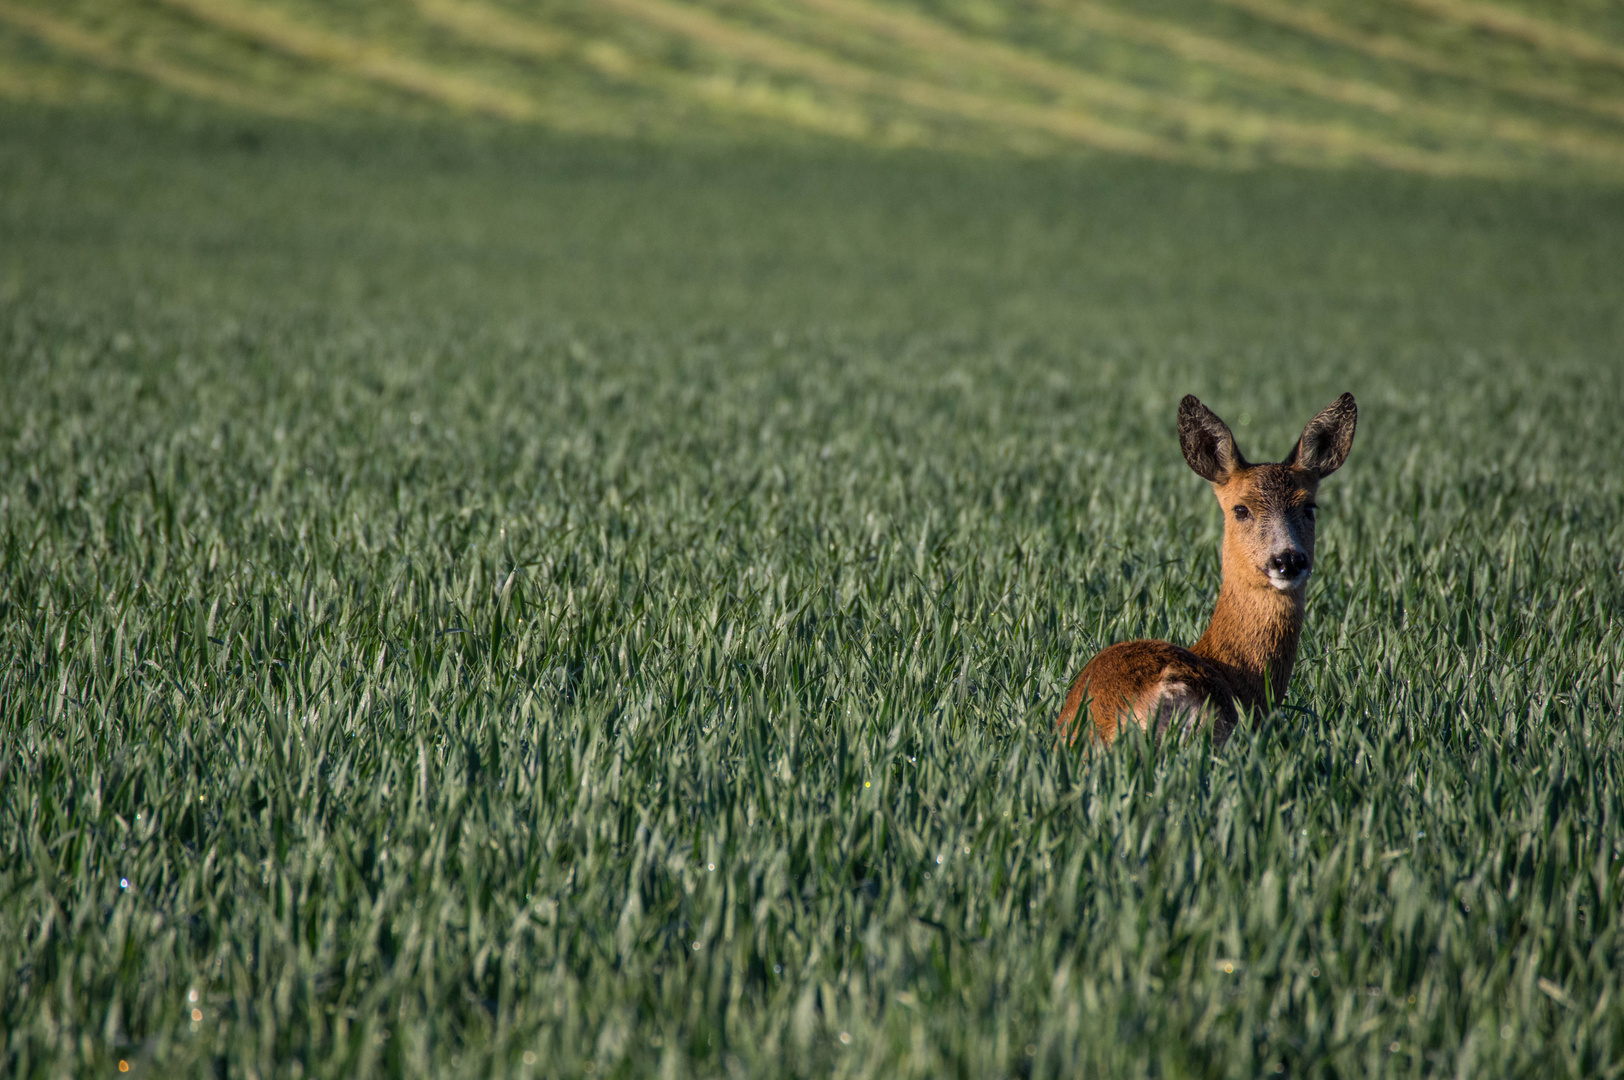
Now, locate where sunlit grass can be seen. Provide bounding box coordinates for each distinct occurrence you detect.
[4,0,1624,174]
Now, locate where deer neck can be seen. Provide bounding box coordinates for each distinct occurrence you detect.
[1190,577,1305,716]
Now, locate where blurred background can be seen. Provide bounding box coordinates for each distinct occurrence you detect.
[4,0,1624,178]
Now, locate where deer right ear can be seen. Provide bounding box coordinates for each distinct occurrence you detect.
[1285,392,1357,478]
[1178,395,1244,483]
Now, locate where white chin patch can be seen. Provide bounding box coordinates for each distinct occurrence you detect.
[1268,571,1309,592]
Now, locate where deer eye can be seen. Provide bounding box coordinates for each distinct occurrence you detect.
[1232,505,1251,521]
[1305,504,1317,518]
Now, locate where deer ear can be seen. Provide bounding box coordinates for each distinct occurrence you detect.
[1285,392,1357,477]
[1178,395,1245,483]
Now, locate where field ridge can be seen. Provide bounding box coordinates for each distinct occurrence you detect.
[3,0,1624,175]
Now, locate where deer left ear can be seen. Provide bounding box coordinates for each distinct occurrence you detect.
[1285,392,1357,478]
[1178,395,1246,483]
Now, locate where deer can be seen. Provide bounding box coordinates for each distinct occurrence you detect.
[1057,392,1357,748]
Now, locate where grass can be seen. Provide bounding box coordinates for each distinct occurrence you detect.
[2,107,1624,1077]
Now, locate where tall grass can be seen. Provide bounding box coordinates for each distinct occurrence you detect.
[1,111,1622,1077]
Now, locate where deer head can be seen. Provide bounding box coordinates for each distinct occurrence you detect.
[1178,393,1357,594]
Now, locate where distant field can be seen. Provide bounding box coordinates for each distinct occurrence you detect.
[2,109,1624,1077]
[6,0,1624,176]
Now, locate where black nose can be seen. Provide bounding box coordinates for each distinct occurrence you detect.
[1270,551,1308,577]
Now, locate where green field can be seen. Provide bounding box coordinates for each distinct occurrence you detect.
[3,95,1624,1079]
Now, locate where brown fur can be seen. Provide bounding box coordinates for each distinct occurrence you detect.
[1058,393,1356,748]
[1059,640,1239,745]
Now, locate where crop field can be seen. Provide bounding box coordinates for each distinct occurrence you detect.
[2,98,1624,1079]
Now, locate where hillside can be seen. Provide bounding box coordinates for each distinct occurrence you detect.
[5,0,1624,177]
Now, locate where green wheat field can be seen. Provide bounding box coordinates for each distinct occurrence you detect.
[3,1,1624,1077]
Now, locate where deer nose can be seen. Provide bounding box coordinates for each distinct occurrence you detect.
[1269,550,1308,577]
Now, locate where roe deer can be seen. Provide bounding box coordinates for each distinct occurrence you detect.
[1057,393,1357,747]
